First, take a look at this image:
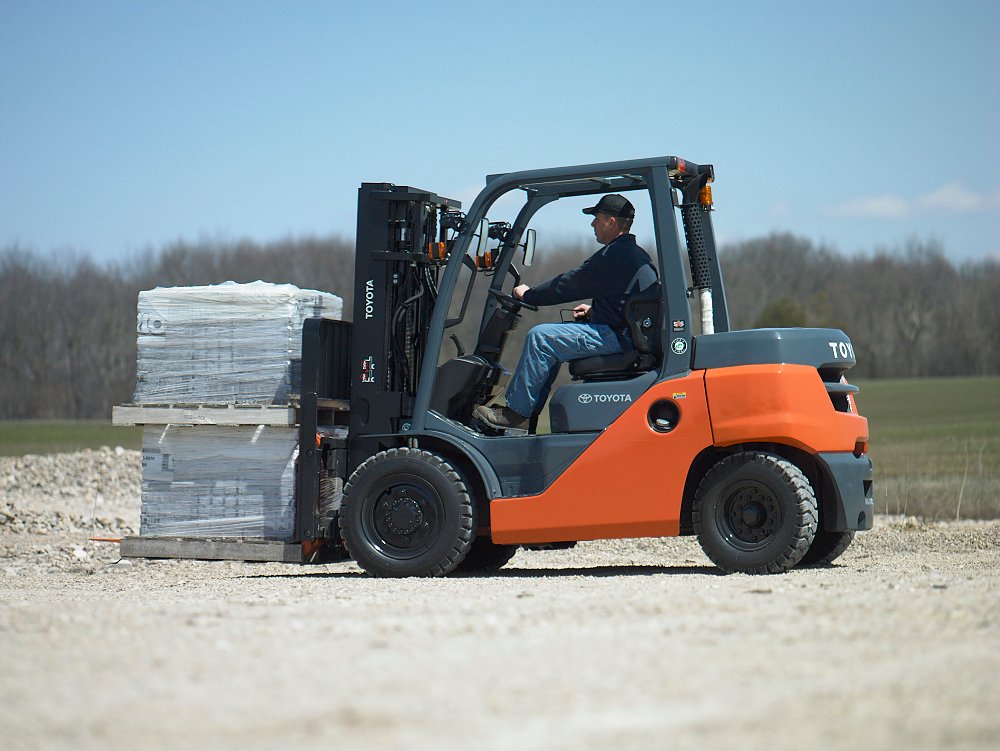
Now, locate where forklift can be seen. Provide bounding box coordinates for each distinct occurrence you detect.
[296,155,874,576]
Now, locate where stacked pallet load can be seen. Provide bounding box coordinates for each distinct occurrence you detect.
[123,281,344,543]
[139,425,299,539]
[135,281,341,405]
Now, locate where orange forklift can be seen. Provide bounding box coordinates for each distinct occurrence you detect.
[297,156,874,576]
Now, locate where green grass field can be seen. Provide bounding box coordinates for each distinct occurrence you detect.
[2,376,998,518]
[0,420,142,457]
[854,376,1000,520]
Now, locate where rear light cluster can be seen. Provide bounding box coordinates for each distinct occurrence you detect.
[817,369,858,414]
[817,370,868,455]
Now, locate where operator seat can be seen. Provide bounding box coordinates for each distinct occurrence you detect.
[568,282,662,381]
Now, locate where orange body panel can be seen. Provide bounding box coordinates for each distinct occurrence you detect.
[490,372,713,544]
[489,364,869,545]
[704,364,868,453]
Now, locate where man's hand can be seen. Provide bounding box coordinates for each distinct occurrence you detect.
[573,304,592,321]
[513,284,531,300]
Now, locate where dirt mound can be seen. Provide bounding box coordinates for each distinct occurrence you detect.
[0,448,140,571]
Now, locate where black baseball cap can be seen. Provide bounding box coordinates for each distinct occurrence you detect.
[582,194,635,219]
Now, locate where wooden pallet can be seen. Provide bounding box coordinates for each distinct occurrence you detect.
[112,399,348,427]
[120,536,304,563]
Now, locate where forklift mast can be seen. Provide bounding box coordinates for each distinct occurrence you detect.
[348,184,461,462]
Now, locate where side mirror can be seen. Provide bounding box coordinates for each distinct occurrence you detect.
[523,229,536,267]
[476,218,490,258]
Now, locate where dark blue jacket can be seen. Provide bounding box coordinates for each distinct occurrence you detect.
[522,233,657,337]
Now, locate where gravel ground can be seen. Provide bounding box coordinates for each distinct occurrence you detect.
[2,448,999,751]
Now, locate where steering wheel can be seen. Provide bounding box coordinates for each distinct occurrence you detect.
[488,287,538,312]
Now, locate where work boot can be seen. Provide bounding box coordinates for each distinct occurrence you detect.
[473,404,529,432]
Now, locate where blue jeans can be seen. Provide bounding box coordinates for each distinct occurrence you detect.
[504,323,623,417]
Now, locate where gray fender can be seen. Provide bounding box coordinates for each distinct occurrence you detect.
[412,430,503,500]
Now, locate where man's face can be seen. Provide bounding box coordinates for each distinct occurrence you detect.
[591,212,620,244]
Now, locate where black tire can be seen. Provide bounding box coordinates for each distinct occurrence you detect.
[693,452,818,574]
[339,448,474,577]
[798,529,856,567]
[453,537,519,573]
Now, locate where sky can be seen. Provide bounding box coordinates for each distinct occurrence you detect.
[1,0,998,265]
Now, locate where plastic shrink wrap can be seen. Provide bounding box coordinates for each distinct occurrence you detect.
[134,281,343,405]
[140,425,298,539]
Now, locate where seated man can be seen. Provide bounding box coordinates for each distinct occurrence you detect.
[474,193,657,431]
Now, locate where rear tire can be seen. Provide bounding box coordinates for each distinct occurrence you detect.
[693,452,818,574]
[453,537,519,573]
[799,529,855,567]
[339,448,474,577]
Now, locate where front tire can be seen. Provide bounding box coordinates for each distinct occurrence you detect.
[693,452,818,574]
[339,448,474,577]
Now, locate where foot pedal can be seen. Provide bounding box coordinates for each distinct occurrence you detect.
[473,417,528,437]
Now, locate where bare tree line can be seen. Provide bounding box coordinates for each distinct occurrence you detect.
[720,234,1000,378]
[0,236,357,419]
[1,233,997,419]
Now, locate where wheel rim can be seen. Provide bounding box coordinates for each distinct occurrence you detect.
[715,481,784,551]
[361,473,444,560]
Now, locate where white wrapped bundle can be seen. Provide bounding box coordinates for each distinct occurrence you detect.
[134,281,343,405]
[139,425,298,539]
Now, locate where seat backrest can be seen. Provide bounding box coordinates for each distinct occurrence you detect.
[624,281,662,355]
[566,279,662,382]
